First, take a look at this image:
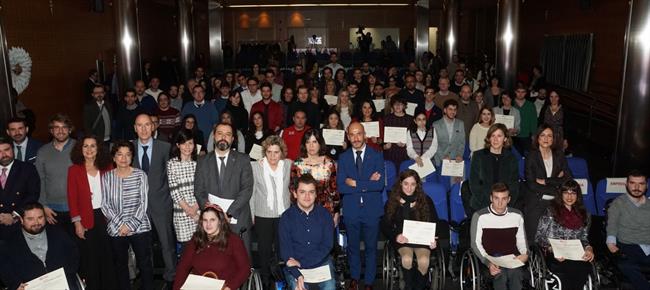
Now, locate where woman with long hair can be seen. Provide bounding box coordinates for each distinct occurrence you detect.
[484,76,502,107]
[324,79,338,98]
[535,180,594,290]
[321,110,348,160]
[540,90,566,150]
[335,89,354,129]
[469,106,495,155]
[405,112,437,169]
[181,114,205,152]
[173,205,251,290]
[244,111,273,158]
[67,135,117,289]
[352,99,384,151]
[334,68,348,92]
[492,91,521,138]
[166,129,199,246]
[225,90,249,133]
[381,170,446,290]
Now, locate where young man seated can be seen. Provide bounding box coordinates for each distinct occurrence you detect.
[279,174,336,290]
[470,183,528,290]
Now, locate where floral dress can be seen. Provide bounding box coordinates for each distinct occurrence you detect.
[290,156,340,215]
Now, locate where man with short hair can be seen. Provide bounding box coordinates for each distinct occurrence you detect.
[251,82,284,133]
[114,89,144,141]
[398,74,425,115]
[144,77,163,101]
[456,84,479,140]
[234,74,248,93]
[470,183,528,290]
[351,68,369,97]
[6,117,42,163]
[512,85,538,154]
[281,110,311,160]
[0,202,80,290]
[83,84,112,142]
[606,170,650,290]
[264,70,283,102]
[84,69,100,101]
[168,85,183,111]
[288,86,320,128]
[423,86,443,128]
[450,69,466,94]
[432,100,465,167]
[434,77,459,109]
[135,80,157,114]
[181,85,219,144]
[280,174,336,290]
[325,52,345,74]
[241,78,262,114]
[213,83,231,114]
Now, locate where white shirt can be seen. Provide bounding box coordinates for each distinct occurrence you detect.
[13,138,28,162]
[145,88,162,102]
[215,150,231,175]
[1,160,14,177]
[325,63,345,74]
[352,144,367,162]
[241,90,262,114]
[88,173,103,209]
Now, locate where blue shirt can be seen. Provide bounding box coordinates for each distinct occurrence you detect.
[137,138,153,169]
[279,204,334,279]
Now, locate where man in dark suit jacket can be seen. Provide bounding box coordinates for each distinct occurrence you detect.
[83,84,113,142]
[337,122,385,290]
[195,122,254,253]
[6,117,42,163]
[0,138,40,241]
[132,113,176,285]
[0,202,79,290]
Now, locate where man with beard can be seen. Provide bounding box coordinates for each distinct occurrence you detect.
[194,122,254,253]
[0,202,79,290]
[0,137,40,240]
[5,117,42,163]
[606,170,650,290]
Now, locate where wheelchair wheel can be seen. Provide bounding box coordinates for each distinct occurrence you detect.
[382,245,397,290]
[429,247,446,290]
[243,269,263,290]
[459,250,481,290]
[584,262,600,290]
[529,249,547,290]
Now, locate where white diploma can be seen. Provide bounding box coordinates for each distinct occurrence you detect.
[549,239,586,261]
[383,126,407,144]
[605,177,627,193]
[208,194,238,224]
[409,158,436,178]
[494,114,515,129]
[324,95,338,106]
[402,220,436,246]
[574,178,588,195]
[322,129,346,146]
[180,274,225,290]
[362,121,380,138]
[486,254,525,269]
[249,144,264,160]
[372,99,386,111]
[406,102,419,116]
[25,268,69,290]
[196,144,202,153]
[441,159,465,177]
[300,264,333,283]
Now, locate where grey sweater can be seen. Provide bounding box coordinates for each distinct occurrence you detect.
[35,139,76,211]
[606,194,650,245]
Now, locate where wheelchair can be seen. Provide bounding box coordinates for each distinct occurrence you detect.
[242,268,264,290]
[459,248,535,290]
[528,246,600,290]
[381,240,446,290]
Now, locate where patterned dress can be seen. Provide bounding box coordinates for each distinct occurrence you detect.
[166,157,198,242]
[290,156,340,215]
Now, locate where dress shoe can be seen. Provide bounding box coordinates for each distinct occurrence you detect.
[347,279,359,290]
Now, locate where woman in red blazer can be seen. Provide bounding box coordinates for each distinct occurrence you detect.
[67,135,117,289]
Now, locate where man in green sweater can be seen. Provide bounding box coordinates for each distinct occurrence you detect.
[512,85,538,155]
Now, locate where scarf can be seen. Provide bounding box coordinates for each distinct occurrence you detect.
[263,158,286,214]
[400,192,417,219]
[557,207,583,230]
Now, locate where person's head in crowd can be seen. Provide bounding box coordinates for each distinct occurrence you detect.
[549,90,561,106]
[390,97,407,116]
[532,123,555,151]
[322,67,333,80]
[626,170,648,200]
[212,78,222,93]
[169,85,179,99]
[187,79,198,93]
[532,65,543,77]
[324,110,344,130]
[219,83,231,98]
[294,64,304,76]
[192,85,205,103]
[264,70,276,84]
[299,129,326,159]
[367,73,377,86]
[178,84,186,96]
[454,69,465,84]
[490,76,500,88]
[281,87,294,104]
[408,61,418,72]
[325,79,337,95]
[249,111,268,133]
[388,66,398,77]
[292,110,307,130]
[228,90,242,107]
[225,71,234,85]
[425,73,434,87]
[347,83,359,97]
[359,100,378,121]
[260,82,273,101]
[415,70,424,85]
[438,68,449,79]
[194,66,205,80]
[490,182,511,213]
[442,99,459,121]
[111,140,134,170]
[193,204,231,251]
[353,68,363,81]
[134,80,146,95]
[347,122,366,150]
[474,91,485,105]
[337,89,352,110]
[70,135,112,170]
[460,84,472,101]
[261,135,287,164]
[251,63,260,75]
[91,84,106,103]
[134,113,154,142]
[183,114,198,132]
[247,78,259,94]
[0,137,14,166]
[220,110,234,125]
[21,202,46,235]
[157,93,171,110]
[424,86,436,104]
[404,74,416,91]
[268,64,279,76]
[48,113,73,143]
[477,105,494,126]
[514,83,527,100]
[294,78,305,89]
[438,77,450,93]
[329,52,338,64]
[373,83,385,98]
[149,77,160,90]
[335,69,346,82]
[410,112,428,132]
[309,87,320,103]
[150,114,160,134]
[6,117,29,144]
[386,169,429,220]
[537,88,547,100]
[500,91,513,107]
[361,62,371,73]
[550,179,587,224]
[88,69,99,81]
[213,122,235,153]
[236,74,247,88]
[124,89,137,106]
[292,174,319,212]
[387,76,398,88]
[171,129,197,161]
[296,85,309,103]
[484,123,511,150]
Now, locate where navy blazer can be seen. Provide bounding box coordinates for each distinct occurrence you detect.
[0,225,80,290]
[0,160,40,240]
[15,138,43,163]
[336,145,385,220]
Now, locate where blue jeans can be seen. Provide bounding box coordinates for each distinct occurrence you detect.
[284,259,336,290]
[618,243,650,290]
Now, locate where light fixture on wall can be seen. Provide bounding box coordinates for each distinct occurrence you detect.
[227,3,410,8]
[49,0,55,15]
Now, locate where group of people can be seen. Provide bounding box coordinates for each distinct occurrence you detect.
[0,55,647,290]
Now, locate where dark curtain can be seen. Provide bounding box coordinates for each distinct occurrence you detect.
[540,33,593,91]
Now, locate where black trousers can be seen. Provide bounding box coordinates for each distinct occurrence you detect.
[111,231,154,290]
[545,255,591,290]
[254,216,280,285]
[77,210,118,290]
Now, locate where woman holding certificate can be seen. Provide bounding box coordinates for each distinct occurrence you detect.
[535,180,594,290]
[492,91,521,138]
[335,90,354,129]
[405,112,437,169]
[353,99,384,151]
[381,170,446,290]
[173,205,251,290]
[322,110,347,160]
[383,97,413,169]
[244,111,273,158]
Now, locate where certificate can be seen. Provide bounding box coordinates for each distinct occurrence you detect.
[208,194,238,224]
[494,114,515,129]
[249,144,264,160]
[441,159,465,177]
[323,129,346,146]
[362,121,380,138]
[406,102,418,116]
[574,178,588,195]
[25,268,69,290]
[549,239,585,261]
[605,178,627,193]
[324,95,338,106]
[408,158,436,178]
[372,99,386,111]
[181,274,225,290]
[383,126,407,144]
[486,254,525,269]
[402,220,436,246]
[300,264,333,283]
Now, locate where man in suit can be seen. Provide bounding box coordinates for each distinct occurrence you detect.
[194,122,254,253]
[132,113,176,287]
[337,122,385,290]
[0,137,40,240]
[432,99,466,167]
[5,117,42,163]
[83,84,112,142]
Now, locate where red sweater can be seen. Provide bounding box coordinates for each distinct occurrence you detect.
[250,100,285,133]
[282,125,311,160]
[67,164,113,229]
[173,233,251,290]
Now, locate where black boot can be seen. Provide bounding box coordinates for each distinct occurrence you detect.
[402,267,415,290]
[416,271,429,290]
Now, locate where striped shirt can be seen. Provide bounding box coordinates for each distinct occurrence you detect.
[101,168,151,237]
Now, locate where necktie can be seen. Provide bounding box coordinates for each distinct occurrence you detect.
[16,145,22,161]
[141,145,150,173]
[0,168,7,189]
[197,103,202,108]
[218,156,226,190]
[356,150,363,174]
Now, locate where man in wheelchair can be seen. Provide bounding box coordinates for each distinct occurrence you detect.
[606,170,650,290]
[470,182,528,290]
